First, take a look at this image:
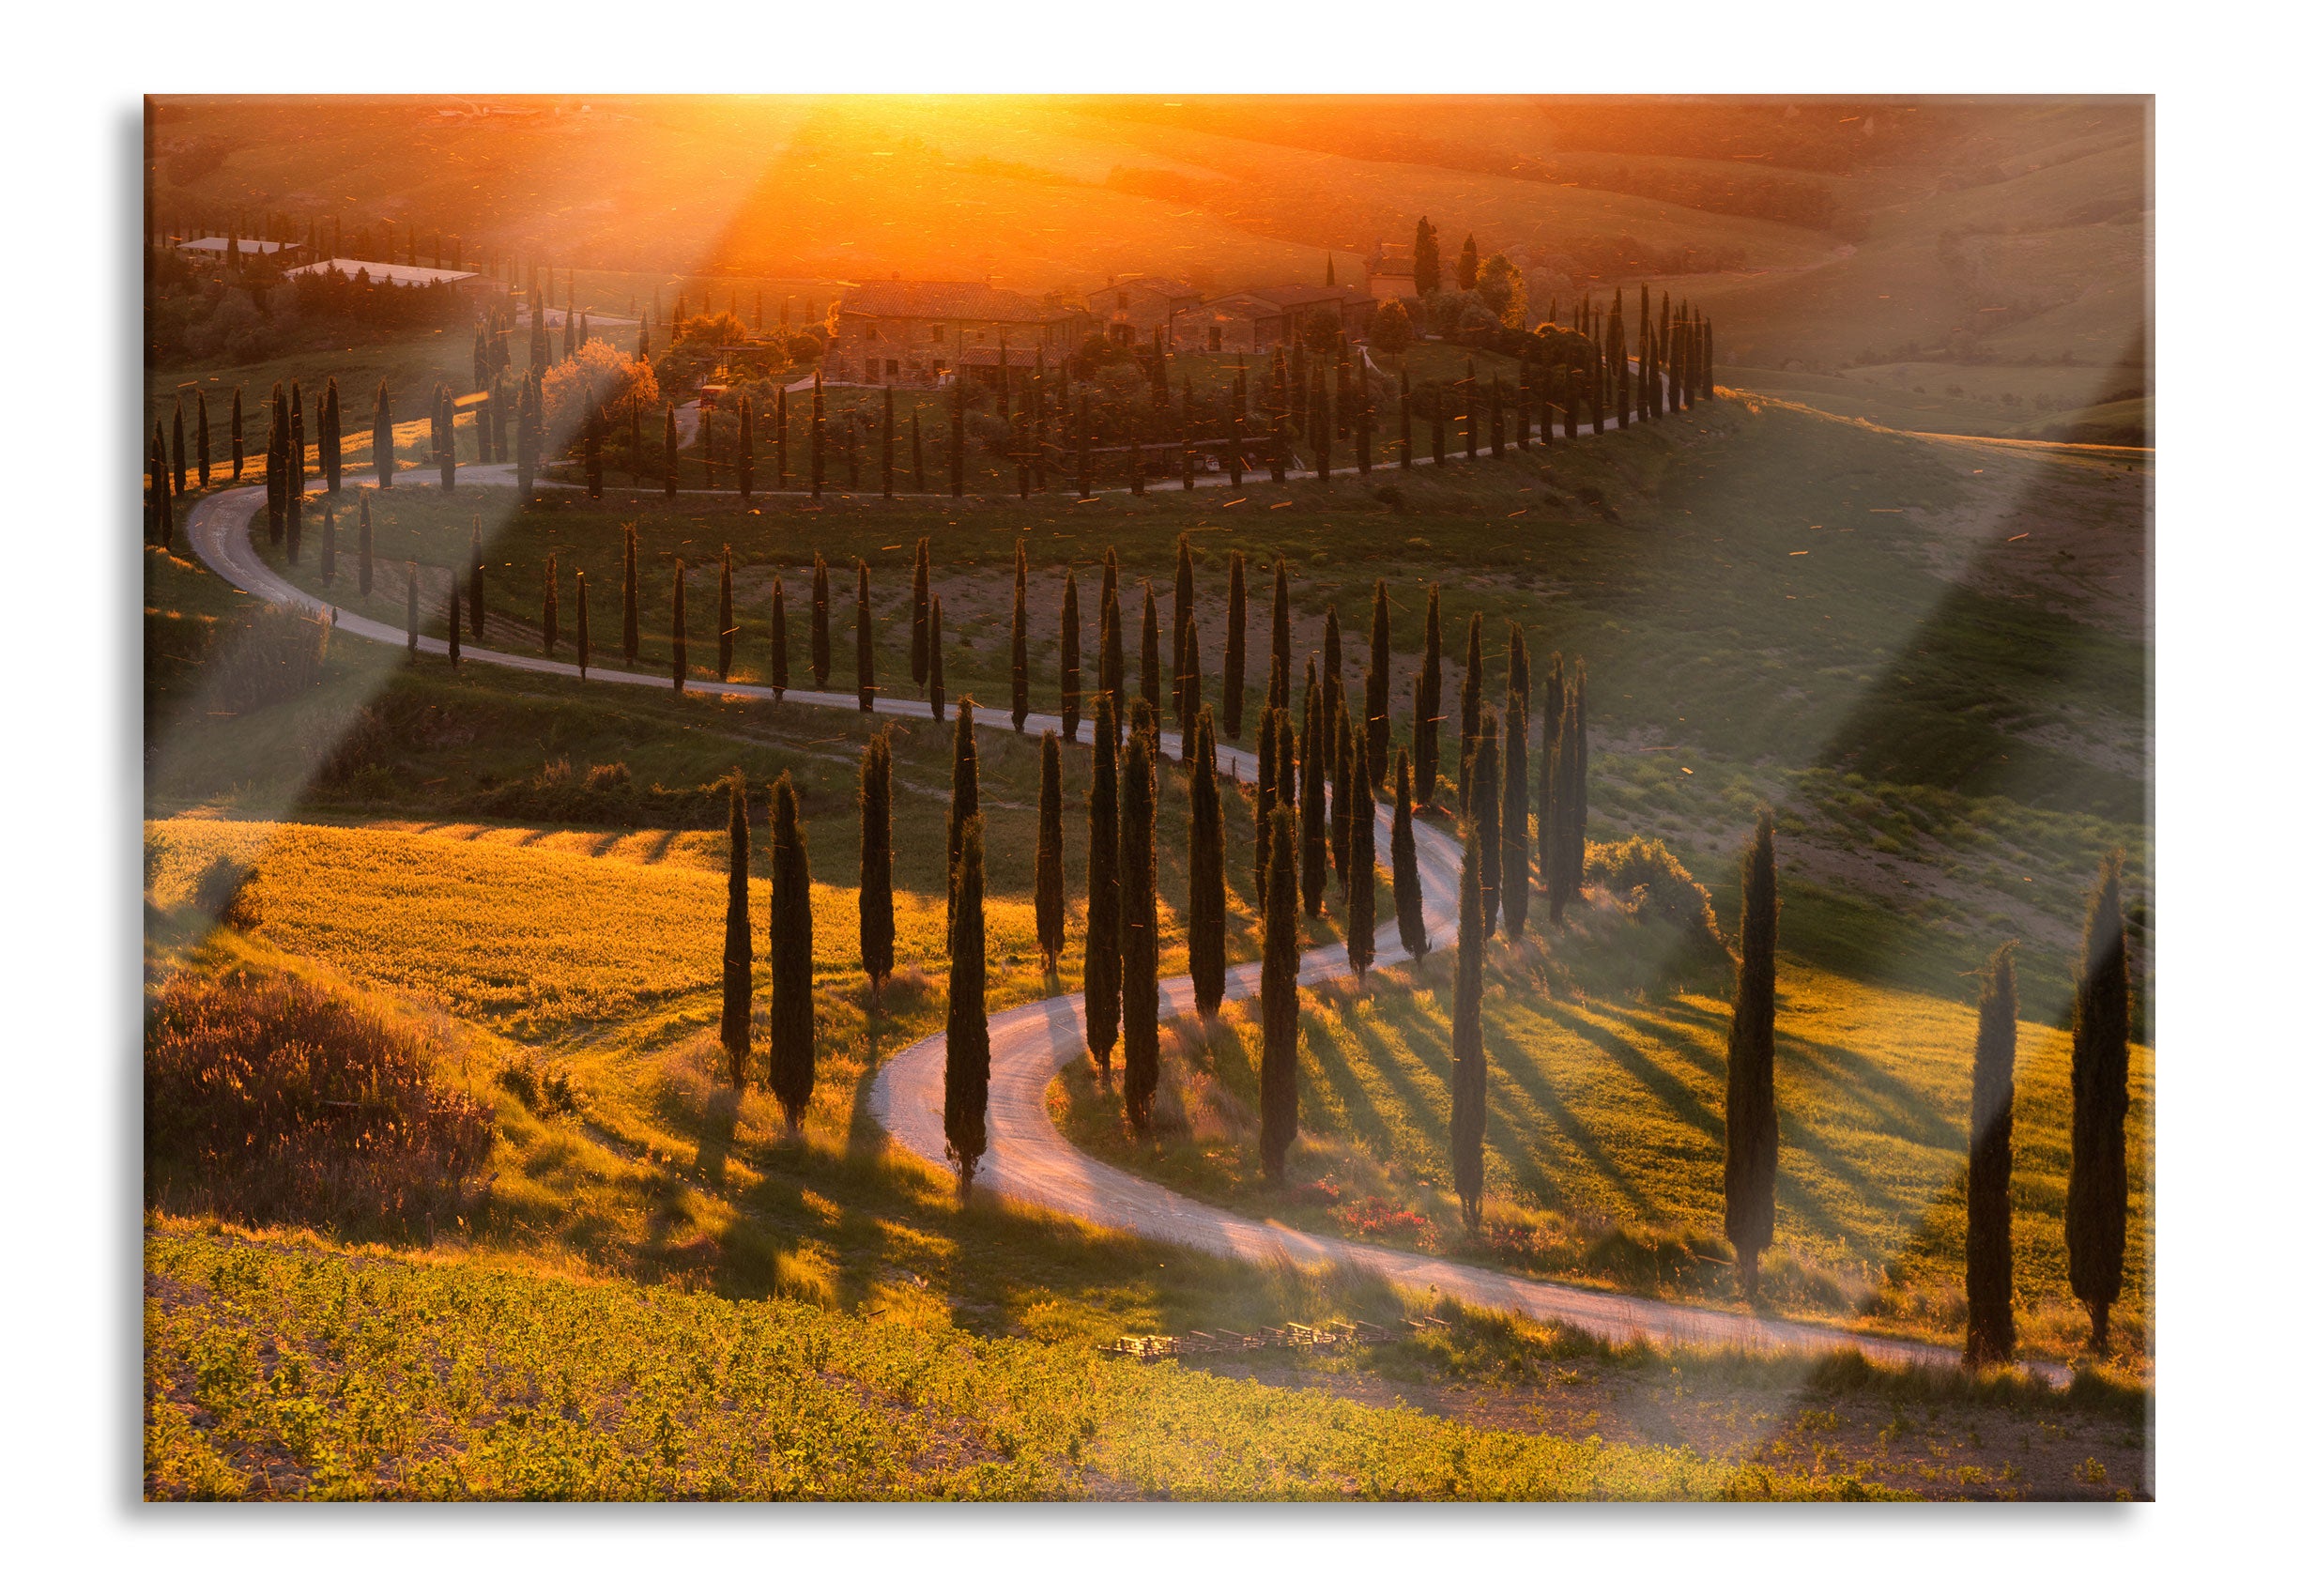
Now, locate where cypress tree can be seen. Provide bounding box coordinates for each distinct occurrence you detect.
[324,378,342,493]
[1137,582,1160,736]
[739,398,755,500]
[319,506,337,586]
[809,382,825,499]
[1178,612,1203,757]
[1059,566,1082,741]
[405,561,419,655]
[194,391,211,489]
[1034,729,1066,974]
[467,520,485,641]
[1171,533,1195,728]
[717,546,736,681]
[1254,703,1278,909]
[1328,672,1355,887]
[1472,704,1501,937]
[1457,613,1484,793]
[1967,941,2019,1366]
[660,403,678,499]
[770,576,789,699]
[1417,586,1443,803]
[230,387,244,483]
[1222,549,1248,739]
[1298,666,1327,918]
[809,552,831,688]
[1260,802,1301,1181]
[1347,725,1377,978]
[1450,800,1487,1233]
[911,538,931,684]
[928,597,946,721]
[1724,806,1780,1299]
[1367,580,1391,785]
[776,382,789,490]
[768,774,816,1135]
[1569,661,1589,902]
[1501,688,1530,939]
[945,698,980,944]
[1010,539,1030,732]
[375,380,397,489]
[1392,750,1427,960]
[1119,718,1160,1132]
[670,559,688,693]
[721,772,754,1082]
[945,815,991,1198]
[1321,606,1343,772]
[2066,854,2132,1351]
[1097,559,1124,704]
[1188,710,1226,1020]
[621,526,639,666]
[436,390,455,494]
[357,494,374,595]
[860,727,897,1000]
[1269,557,1292,713]
[853,558,876,711]
[575,571,590,680]
[447,574,462,668]
[1084,693,1123,1073]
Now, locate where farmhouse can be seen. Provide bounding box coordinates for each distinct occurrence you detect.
[1169,284,1377,355]
[285,257,481,291]
[1364,246,1418,303]
[1083,275,1204,345]
[176,237,308,265]
[827,280,1091,386]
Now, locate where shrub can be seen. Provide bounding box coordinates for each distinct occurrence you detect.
[1585,836,1725,949]
[210,606,331,713]
[145,967,493,1234]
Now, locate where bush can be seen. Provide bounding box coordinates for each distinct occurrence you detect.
[1585,836,1725,949]
[146,967,494,1233]
[210,606,331,714]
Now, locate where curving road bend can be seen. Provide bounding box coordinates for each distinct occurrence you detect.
[186,474,1986,1375]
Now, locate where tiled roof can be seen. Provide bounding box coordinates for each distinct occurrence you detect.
[840,280,1059,322]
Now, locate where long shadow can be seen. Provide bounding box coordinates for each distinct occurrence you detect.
[1480,1025,1666,1223]
[1776,1031,1960,1154]
[1543,1004,1725,1143]
[1337,996,1457,1161]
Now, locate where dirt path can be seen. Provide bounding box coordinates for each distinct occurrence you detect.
[183,474,2020,1379]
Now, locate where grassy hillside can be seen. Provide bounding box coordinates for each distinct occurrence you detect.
[1059,932,2154,1367]
[145,1223,1916,1501]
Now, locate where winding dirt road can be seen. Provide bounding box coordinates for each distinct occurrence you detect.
[185,472,1987,1374]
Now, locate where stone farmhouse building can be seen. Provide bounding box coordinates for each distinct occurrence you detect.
[1168,284,1377,355]
[826,280,1092,387]
[1363,246,1418,303]
[1082,275,1204,345]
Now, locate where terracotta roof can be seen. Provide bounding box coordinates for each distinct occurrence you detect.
[840,280,1060,323]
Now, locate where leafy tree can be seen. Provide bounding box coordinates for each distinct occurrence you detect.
[1391,750,1427,960]
[721,772,754,1082]
[860,727,897,1000]
[1260,802,1301,1181]
[765,774,816,1133]
[770,576,788,699]
[1222,550,1249,738]
[1084,693,1123,1073]
[1347,726,1377,977]
[1060,566,1082,741]
[1967,941,2018,1365]
[1724,807,1780,1298]
[1371,300,1414,358]
[1035,730,1066,973]
[944,815,991,1198]
[1450,800,1487,1233]
[810,552,832,688]
[1188,711,1226,1020]
[1297,666,1326,918]
[1119,717,1161,1132]
[2066,854,2132,1350]
[1010,540,1030,731]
